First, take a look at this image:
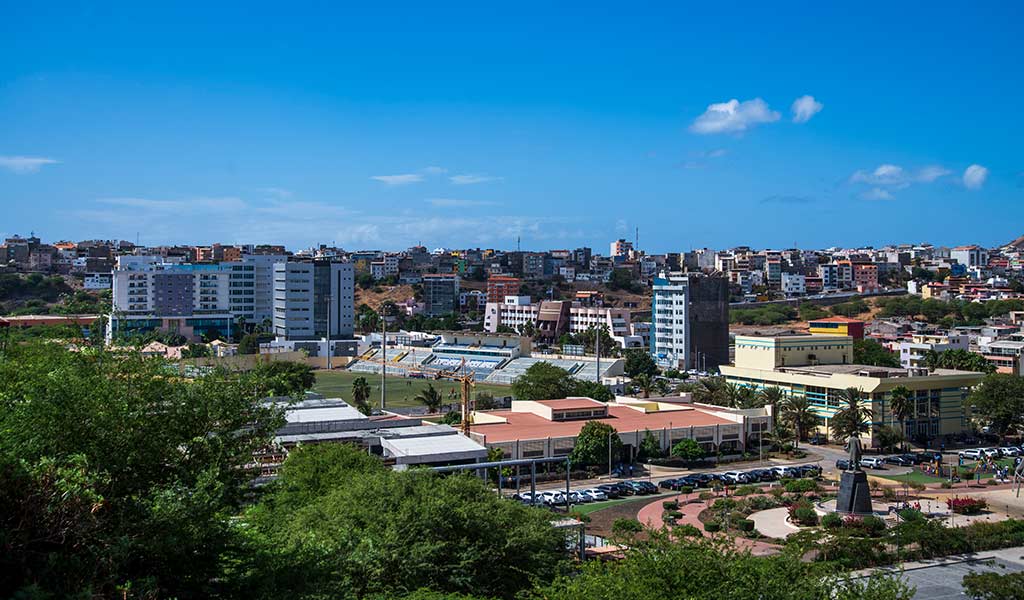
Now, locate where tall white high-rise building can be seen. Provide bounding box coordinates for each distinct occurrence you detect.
[272,260,355,341]
[651,272,729,371]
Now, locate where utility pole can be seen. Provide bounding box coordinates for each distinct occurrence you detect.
[325,293,332,371]
[595,326,601,383]
[380,307,386,410]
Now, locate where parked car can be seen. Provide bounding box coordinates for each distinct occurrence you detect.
[621,481,649,495]
[659,478,681,490]
[808,434,828,445]
[596,483,623,498]
[1001,447,1023,457]
[860,457,885,469]
[721,471,751,484]
[982,447,1003,458]
[565,491,585,504]
[745,468,775,482]
[835,459,851,470]
[884,454,915,467]
[959,449,985,461]
[537,491,565,506]
[771,466,801,478]
[796,464,822,478]
[637,481,658,494]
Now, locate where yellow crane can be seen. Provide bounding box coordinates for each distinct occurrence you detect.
[356,355,476,436]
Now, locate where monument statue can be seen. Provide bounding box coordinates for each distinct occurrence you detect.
[836,434,872,514]
[845,436,862,470]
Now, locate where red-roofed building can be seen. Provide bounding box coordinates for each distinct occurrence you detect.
[468,397,770,460]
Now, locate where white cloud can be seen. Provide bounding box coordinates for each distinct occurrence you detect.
[0,156,60,174]
[426,198,497,208]
[450,174,502,185]
[371,173,424,185]
[689,98,780,134]
[963,164,989,190]
[862,188,894,201]
[420,166,447,175]
[791,95,823,123]
[849,164,954,197]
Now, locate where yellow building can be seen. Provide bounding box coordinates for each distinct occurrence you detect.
[721,335,985,446]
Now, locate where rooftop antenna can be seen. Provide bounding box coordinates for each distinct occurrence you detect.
[635,227,639,251]
[517,236,521,252]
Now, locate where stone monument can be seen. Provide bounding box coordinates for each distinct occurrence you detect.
[835,436,873,515]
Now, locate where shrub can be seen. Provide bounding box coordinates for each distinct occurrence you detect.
[947,496,988,515]
[737,519,755,532]
[712,498,737,512]
[611,518,644,537]
[769,487,785,498]
[940,481,953,489]
[897,508,925,522]
[734,484,758,496]
[881,487,897,501]
[667,510,683,520]
[568,509,592,523]
[747,495,781,511]
[698,491,714,501]
[791,507,819,526]
[822,512,843,529]
[662,500,679,510]
[679,485,694,495]
[673,523,701,537]
[704,520,721,532]
[860,515,887,536]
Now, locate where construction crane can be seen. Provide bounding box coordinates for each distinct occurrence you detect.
[355,354,476,436]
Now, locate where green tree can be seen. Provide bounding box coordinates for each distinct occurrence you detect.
[888,385,914,440]
[415,383,444,413]
[923,349,996,373]
[874,424,906,453]
[759,386,785,430]
[832,387,871,442]
[967,373,1024,437]
[623,349,658,378]
[637,429,663,461]
[690,376,727,404]
[258,360,316,396]
[352,376,373,415]
[570,421,622,469]
[962,571,1024,600]
[474,391,498,410]
[0,340,284,599]
[798,302,829,320]
[633,373,656,398]
[238,333,260,354]
[247,445,568,599]
[511,362,578,401]
[779,394,816,448]
[670,438,706,461]
[572,379,615,402]
[853,339,900,367]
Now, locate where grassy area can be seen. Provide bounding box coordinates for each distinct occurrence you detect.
[877,458,1016,485]
[314,369,512,409]
[571,497,635,516]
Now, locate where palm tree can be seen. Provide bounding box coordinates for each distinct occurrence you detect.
[352,376,372,415]
[888,385,913,447]
[415,384,443,414]
[832,387,871,443]
[633,373,655,398]
[690,376,726,404]
[779,395,814,448]
[759,386,785,430]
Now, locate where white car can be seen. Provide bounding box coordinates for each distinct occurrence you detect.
[959,449,985,461]
[538,491,565,506]
[981,448,1002,458]
[860,457,885,469]
[999,447,1022,457]
[721,471,750,484]
[580,488,608,502]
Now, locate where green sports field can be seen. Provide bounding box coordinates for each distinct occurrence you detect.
[313,369,512,410]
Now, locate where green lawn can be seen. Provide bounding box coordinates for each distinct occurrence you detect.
[314,369,512,409]
[877,458,1016,485]
[571,497,635,515]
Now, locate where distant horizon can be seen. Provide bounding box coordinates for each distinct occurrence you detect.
[3,3,1022,252]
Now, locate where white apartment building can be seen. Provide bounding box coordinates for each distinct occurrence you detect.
[781,273,806,296]
[651,272,729,371]
[898,333,970,368]
[272,260,355,341]
[818,263,838,289]
[84,272,112,290]
[482,297,634,346]
[951,245,989,269]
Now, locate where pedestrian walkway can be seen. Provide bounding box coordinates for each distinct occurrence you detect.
[635,492,782,556]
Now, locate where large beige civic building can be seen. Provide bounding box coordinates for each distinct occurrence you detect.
[719,334,985,446]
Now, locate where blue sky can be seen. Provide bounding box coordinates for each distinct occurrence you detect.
[2,2,1022,252]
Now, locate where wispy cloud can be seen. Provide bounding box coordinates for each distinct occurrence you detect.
[371,173,425,185]
[690,98,780,135]
[848,163,953,198]
[791,95,823,123]
[963,164,989,190]
[0,155,60,174]
[420,166,447,175]
[426,198,498,208]
[450,174,502,185]
[862,188,894,201]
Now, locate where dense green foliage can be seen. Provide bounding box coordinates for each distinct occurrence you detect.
[570,420,622,468]
[0,341,285,599]
[730,303,797,325]
[853,339,900,367]
[623,349,658,378]
[876,296,1024,326]
[259,360,317,396]
[961,571,1024,600]
[243,444,568,599]
[798,302,829,320]
[967,373,1024,436]
[923,349,996,373]
[830,298,869,317]
[670,438,706,461]
[531,535,913,600]
[511,361,613,402]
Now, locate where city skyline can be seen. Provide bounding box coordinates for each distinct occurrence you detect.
[3,2,1023,251]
